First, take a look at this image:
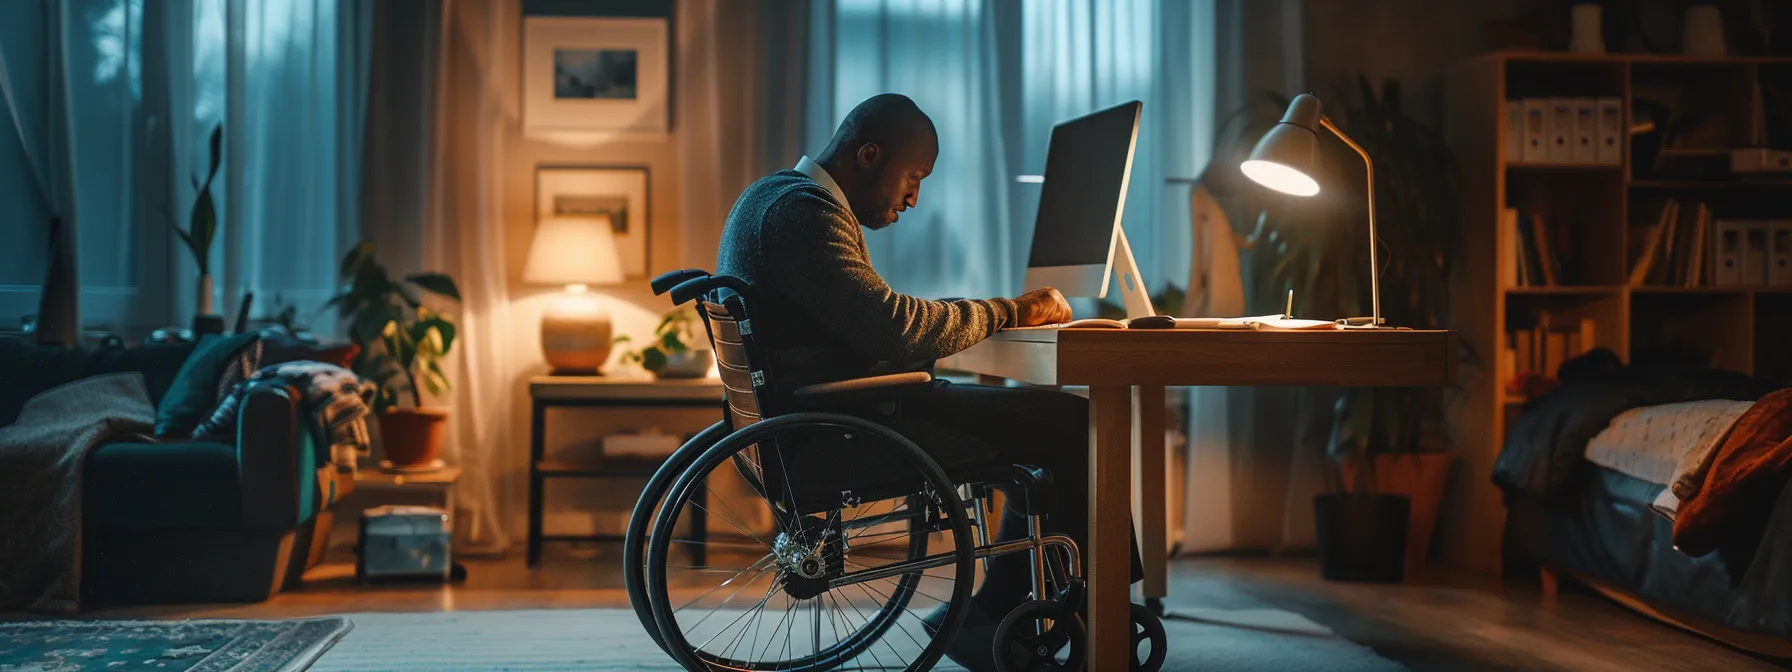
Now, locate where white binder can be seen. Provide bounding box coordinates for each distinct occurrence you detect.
[1595,97,1623,164]
[1548,98,1575,163]
[1712,220,1746,286]
[1769,220,1792,286]
[1523,99,1549,163]
[1572,98,1597,163]
[1744,221,1771,286]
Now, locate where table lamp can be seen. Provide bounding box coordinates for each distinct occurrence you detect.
[1241,93,1384,328]
[524,215,624,374]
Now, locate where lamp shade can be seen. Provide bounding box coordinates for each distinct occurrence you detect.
[523,215,624,286]
[1241,93,1323,197]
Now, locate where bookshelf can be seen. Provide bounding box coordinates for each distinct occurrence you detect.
[1441,51,1792,576]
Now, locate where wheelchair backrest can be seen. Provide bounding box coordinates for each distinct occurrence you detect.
[698,296,774,431]
[655,270,795,510]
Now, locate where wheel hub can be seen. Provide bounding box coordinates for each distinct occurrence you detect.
[776,515,843,600]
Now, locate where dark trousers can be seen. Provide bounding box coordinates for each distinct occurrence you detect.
[897,381,1143,608]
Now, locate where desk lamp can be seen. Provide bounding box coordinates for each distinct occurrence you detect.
[524,215,624,373]
[1241,93,1384,328]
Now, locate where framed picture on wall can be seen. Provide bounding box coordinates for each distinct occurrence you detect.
[521,16,669,137]
[536,166,651,279]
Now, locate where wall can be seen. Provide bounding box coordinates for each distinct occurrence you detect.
[488,0,715,544]
[1303,0,1523,124]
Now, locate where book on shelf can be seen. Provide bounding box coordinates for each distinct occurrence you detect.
[1512,210,1563,286]
[1531,213,1562,286]
[1684,203,1711,287]
[1510,315,1595,378]
[1629,199,1679,286]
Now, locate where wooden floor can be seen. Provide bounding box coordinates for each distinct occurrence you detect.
[67,549,1791,671]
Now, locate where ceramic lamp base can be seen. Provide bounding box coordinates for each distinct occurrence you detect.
[541,298,612,374]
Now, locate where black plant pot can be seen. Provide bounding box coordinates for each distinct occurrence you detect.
[1313,493,1411,583]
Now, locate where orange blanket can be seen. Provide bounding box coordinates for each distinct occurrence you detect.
[1673,388,1792,557]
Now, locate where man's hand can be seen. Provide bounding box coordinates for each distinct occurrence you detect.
[1013,287,1072,326]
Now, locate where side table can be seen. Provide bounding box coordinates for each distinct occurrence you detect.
[528,375,725,567]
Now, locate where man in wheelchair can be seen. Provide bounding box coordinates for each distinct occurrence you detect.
[696,93,1148,670]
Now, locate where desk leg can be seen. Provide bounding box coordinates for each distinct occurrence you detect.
[1136,385,1168,599]
[1089,385,1132,670]
[527,400,546,568]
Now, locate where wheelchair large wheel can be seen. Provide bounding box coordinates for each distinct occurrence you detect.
[645,413,975,671]
[626,421,731,653]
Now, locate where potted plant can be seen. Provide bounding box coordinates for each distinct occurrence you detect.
[173,126,223,332]
[614,304,712,379]
[1206,77,1466,580]
[327,242,462,469]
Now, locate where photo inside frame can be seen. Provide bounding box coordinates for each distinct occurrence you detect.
[554,195,630,234]
[553,49,638,99]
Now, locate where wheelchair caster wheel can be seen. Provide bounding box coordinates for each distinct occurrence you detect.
[1129,601,1167,671]
[1145,596,1165,617]
[992,600,1085,672]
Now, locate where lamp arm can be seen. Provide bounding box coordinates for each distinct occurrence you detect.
[1318,116,1382,327]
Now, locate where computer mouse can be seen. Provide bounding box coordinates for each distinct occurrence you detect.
[1129,315,1176,329]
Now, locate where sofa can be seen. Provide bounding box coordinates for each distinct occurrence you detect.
[0,334,352,606]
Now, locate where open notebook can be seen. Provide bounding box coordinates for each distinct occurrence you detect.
[1008,314,1339,331]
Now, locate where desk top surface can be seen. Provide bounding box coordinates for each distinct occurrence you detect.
[947,328,1456,387]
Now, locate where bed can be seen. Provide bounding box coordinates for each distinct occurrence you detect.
[1493,359,1792,656]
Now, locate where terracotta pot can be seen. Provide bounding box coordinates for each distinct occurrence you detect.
[1341,452,1453,577]
[380,407,450,467]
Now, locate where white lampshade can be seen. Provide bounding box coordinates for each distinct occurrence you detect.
[523,215,624,287]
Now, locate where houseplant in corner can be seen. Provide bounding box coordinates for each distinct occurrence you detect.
[1207,76,1464,581]
[327,242,462,470]
[173,126,224,333]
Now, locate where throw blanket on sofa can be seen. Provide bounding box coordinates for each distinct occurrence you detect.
[195,361,375,467]
[1672,388,1792,557]
[0,373,155,613]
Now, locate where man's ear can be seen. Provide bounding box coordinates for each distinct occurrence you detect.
[855,143,881,169]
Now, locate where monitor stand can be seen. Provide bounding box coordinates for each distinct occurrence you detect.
[1111,226,1157,320]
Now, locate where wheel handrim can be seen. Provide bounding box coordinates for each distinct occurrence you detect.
[644,414,976,672]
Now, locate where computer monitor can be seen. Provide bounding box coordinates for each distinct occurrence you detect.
[1022,100,1155,319]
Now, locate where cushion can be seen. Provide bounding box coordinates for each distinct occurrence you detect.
[154,332,261,437]
[85,440,242,529]
[0,338,196,426]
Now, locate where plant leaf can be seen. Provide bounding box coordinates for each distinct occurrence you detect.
[207,125,222,174]
[405,273,461,301]
[418,315,456,356]
[641,347,667,372]
[340,241,374,280]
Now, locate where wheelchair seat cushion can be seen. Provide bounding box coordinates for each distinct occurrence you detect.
[779,417,999,509]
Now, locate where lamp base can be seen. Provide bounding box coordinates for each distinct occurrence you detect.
[541,301,612,375]
[1336,316,1390,329]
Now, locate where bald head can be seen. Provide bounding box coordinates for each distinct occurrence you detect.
[817,94,939,229]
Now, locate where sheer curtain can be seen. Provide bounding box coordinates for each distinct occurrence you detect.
[0,0,366,337]
[359,0,513,552]
[811,0,1018,299]
[1016,0,1194,294]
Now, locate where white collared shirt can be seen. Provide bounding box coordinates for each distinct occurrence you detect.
[793,156,851,210]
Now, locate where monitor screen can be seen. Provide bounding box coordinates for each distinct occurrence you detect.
[1026,101,1141,269]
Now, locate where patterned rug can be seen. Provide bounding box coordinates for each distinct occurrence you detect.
[0,617,351,672]
[308,607,1401,671]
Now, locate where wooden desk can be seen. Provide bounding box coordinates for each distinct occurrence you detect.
[940,327,1456,669]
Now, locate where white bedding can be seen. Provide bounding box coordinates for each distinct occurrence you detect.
[1582,399,1752,519]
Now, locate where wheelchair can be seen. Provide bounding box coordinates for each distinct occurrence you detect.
[623,270,1166,671]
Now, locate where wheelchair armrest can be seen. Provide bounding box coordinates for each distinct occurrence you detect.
[791,371,934,397]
